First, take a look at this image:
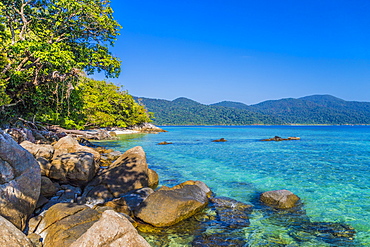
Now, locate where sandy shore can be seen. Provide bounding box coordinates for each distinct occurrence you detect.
[113,130,140,135]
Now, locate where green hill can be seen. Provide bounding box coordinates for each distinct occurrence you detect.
[135,95,370,125]
[249,95,370,124]
[135,97,282,125]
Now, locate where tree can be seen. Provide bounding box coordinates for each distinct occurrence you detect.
[79,78,151,128]
[0,0,121,123]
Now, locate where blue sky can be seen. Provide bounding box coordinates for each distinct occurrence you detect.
[94,0,370,105]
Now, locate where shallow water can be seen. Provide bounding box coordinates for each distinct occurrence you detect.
[98,126,370,246]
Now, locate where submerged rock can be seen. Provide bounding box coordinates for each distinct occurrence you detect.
[211,196,253,228]
[192,230,247,247]
[298,222,356,244]
[260,189,300,209]
[0,130,41,230]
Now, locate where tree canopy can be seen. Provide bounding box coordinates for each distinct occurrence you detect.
[0,0,119,122]
[0,0,150,128]
[80,78,151,128]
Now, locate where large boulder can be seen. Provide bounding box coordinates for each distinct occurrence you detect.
[33,203,101,247]
[48,151,98,186]
[20,141,55,160]
[260,189,300,209]
[0,130,41,230]
[0,215,34,246]
[70,210,151,247]
[53,135,101,162]
[82,146,150,201]
[135,181,209,227]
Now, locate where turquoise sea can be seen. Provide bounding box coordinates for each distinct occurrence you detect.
[98,126,370,246]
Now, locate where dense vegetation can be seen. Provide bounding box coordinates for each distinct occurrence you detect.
[0,0,150,129]
[135,97,282,125]
[139,95,370,125]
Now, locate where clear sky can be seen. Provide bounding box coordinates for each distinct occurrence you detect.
[94,0,370,105]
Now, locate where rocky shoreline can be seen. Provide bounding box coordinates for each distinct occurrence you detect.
[0,125,357,246]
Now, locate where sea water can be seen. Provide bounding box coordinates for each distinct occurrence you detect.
[98,126,370,246]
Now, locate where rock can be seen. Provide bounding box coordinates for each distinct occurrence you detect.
[20,141,55,160]
[161,180,212,197]
[39,184,82,213]
[0,215,34,246]
[58,184,82,202]
[99,150,122,167]
[82,146,150,201]
[192,232,247,247]
[128,123,167,133]
[107,150,123,160]
[148,168,159,189]
[261,136,300,141]
[104,198,132,216]
[135,182,209,227]
[76,137,97,147]
[288,137,301,140]
[211,197,252,228]
[49,151,98,186]
[31,129,48,143]
[28,215,43,234]
[300,222,356,243]
[260,189,300,209]
[120,187,154,212]
[70,210,151,247]
[36,194,49,209]
[33,203,101,247]
[5,128,27,143]
[0,130,41,230]
[27,233,43,247]
[109,131,117,137]
[41,176,58,197]
[53,135,101,162]
[37,157,52,176]
[157,141,173,145]
[212,138,227,142]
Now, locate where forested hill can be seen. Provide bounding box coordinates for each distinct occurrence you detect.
[135,97,283,125]
[136,95,370,125]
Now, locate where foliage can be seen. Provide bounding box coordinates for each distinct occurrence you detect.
[249,95,370,124]
[0,0,121,125]
[80,78,151,128]
[136,97,282,125]
[141,95,370,126]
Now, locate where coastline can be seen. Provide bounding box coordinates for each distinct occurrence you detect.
[113,130,141,135]
[0,125,364,246]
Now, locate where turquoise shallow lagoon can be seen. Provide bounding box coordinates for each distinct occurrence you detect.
[98,126,370,246]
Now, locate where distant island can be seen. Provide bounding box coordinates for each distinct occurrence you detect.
[135,95,370,125]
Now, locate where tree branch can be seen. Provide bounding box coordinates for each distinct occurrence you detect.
[0,100,23,111]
